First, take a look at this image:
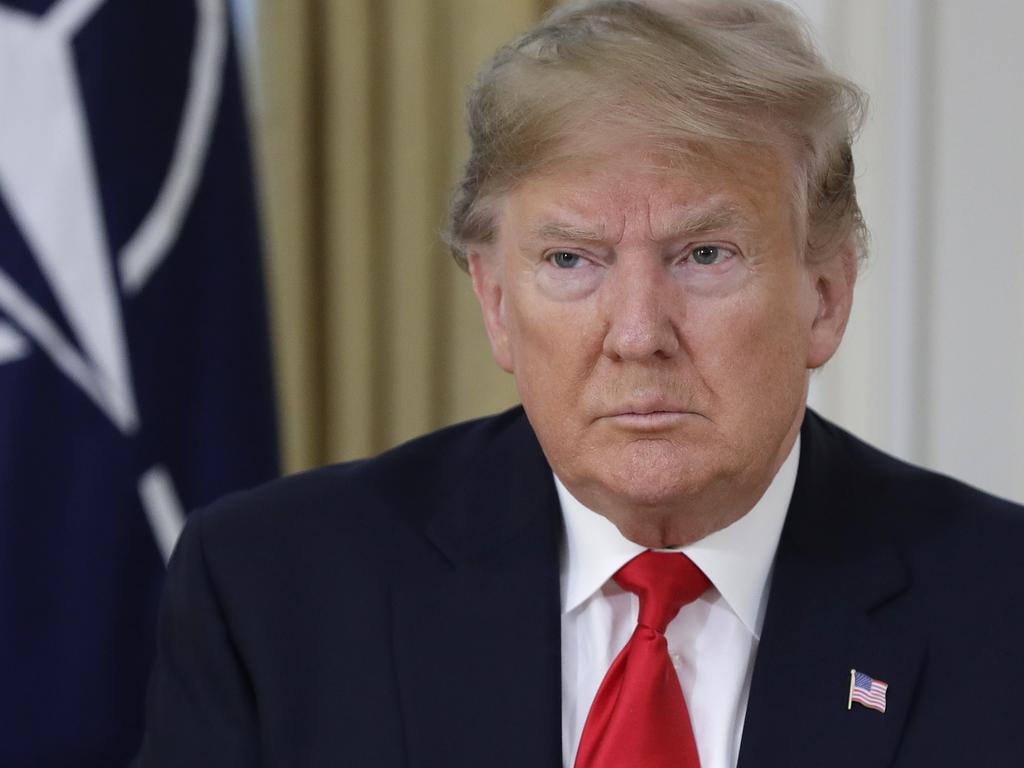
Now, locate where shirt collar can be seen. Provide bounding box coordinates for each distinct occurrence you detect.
[558,436,799,640]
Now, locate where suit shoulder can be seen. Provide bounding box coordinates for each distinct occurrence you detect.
[805,410,1024,544]
[185,407,529,556]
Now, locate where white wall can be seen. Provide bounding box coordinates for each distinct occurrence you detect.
[787,0,1024,504]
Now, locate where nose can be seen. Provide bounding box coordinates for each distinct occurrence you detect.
[601,257,682,361]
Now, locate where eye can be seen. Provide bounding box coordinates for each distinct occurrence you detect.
[689,245,735,266]
[549,251,584,269]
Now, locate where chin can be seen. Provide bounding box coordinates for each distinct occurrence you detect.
[598,439,728,510]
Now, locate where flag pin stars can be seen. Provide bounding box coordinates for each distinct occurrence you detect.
[848,668,888,713]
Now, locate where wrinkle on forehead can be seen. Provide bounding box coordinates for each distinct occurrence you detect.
[530,202,748,246]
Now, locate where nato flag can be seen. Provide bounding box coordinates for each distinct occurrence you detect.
[0,0,279,764]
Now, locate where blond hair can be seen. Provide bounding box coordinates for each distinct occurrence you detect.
[446,0,867,269]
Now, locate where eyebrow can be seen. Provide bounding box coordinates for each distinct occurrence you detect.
[671,206,744,238]
[532,222,607,243]
[529,205,746,244]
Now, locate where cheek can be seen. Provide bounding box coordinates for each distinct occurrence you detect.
[503,291,607,445]
[507,269,606,353]
[688,278,812,397]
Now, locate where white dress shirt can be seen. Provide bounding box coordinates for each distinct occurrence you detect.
[558,438,800,768]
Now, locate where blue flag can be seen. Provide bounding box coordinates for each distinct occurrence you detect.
[0,0,279,764]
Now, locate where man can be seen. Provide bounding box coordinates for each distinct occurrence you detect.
[137,1,1024,766]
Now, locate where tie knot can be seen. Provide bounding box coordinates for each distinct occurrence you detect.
[613,551,710,634]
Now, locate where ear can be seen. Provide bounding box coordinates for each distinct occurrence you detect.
[468,249,514,373]
[806,242,857,369]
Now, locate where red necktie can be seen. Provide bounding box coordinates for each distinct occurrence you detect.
[574,551,711,768]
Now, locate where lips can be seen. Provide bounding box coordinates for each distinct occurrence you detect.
[607,396,691,418]
[612,405,684,417]
[603,410,693,431]
[596,394,700,431]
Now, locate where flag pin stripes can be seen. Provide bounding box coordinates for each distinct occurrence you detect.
[848,669,888,713]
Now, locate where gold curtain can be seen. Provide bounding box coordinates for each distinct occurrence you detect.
[255,0,554,472]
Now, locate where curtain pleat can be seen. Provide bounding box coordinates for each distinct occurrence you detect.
[257,0,553,472]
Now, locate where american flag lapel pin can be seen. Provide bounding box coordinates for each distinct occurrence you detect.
[848,668,888,713]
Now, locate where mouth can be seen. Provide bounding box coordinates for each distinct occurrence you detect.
[601,402,700,431]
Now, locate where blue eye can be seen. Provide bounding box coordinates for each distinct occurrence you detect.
[550,252,583,269]
[690,245,732,265]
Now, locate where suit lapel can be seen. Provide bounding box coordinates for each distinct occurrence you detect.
[391,411,563,768]
[737,413,925,768]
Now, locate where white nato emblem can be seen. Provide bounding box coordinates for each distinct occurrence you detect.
[0,0,229,560]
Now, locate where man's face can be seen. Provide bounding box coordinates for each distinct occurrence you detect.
[470,142,853,546]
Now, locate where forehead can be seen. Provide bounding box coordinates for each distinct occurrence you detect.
[499,142,799,243]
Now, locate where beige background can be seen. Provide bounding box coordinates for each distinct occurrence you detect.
[255,0,555,472]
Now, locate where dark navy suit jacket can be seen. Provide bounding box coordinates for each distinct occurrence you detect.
[137,407,1024,767]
